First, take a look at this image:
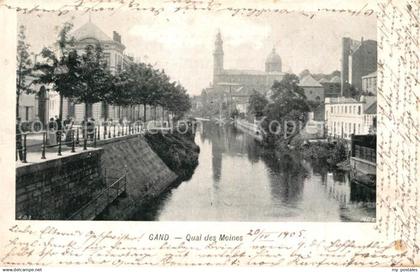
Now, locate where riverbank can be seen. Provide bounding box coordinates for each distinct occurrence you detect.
[263,132,376,189]
[144,128,200,181]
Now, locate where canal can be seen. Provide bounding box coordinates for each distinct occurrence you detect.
[132,122,376,222]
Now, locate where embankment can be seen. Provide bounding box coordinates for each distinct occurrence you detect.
[97,134,178,220]
[144,130,200,181]
[16,149,105,220]
[16,130,199,220]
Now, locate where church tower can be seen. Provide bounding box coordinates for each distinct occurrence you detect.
[213,30,224,85]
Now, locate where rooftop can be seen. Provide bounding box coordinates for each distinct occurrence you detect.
[330,75,341,83]
[223,69,267,76]
[325,96,377,106]
[351,38,377,55]
[364,101,377,114]
[299,75,322,87]
[72,21,113,42]
[362,71,377,78]
[325,97,359,104]
[266,48,282,64]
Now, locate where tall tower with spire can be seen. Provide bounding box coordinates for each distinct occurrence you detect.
[213,30,224,85]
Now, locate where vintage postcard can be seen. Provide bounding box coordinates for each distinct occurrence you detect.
[0,0,418,270]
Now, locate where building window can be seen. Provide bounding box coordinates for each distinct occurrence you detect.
[358,106,361,114]
[25,106,30,121]
[101,102,108,119]
[86,103,93,118]
[68,102,75,117]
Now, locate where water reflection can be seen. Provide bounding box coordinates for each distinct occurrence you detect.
[261,152,307,208]
[131,122,376,221]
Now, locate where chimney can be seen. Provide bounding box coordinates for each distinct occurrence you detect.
[113,31,121,43]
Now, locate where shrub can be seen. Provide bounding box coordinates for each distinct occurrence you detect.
[301,140,348,168]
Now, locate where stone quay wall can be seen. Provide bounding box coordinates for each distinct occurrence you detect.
[16,149,105,220]
[15,134,178,220]
[96,134,178,220]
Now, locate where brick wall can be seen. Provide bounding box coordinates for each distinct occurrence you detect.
[16,149,105,220]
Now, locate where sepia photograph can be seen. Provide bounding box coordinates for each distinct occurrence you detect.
[14,10,378,222]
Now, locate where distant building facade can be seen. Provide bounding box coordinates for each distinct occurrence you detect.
[320,76,341,98]
[17,72,51,125]
[298,74,324,102]
[212,31,285,95]
[325,96,376,140]
[341,37,377,94]
[71,20,133,122]
[361,71,377,95]
[18,92,37,122]
[48,20,138,123]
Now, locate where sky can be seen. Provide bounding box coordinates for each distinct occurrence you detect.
[19,11,376,96]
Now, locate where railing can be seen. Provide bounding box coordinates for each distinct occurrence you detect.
[354,145,376,163]
[16,122,143,163]
[67,166,128,220]
[16,129,75,163]
[15,120,190,163]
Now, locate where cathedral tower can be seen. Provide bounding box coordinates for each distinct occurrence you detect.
[213,30,224,85]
